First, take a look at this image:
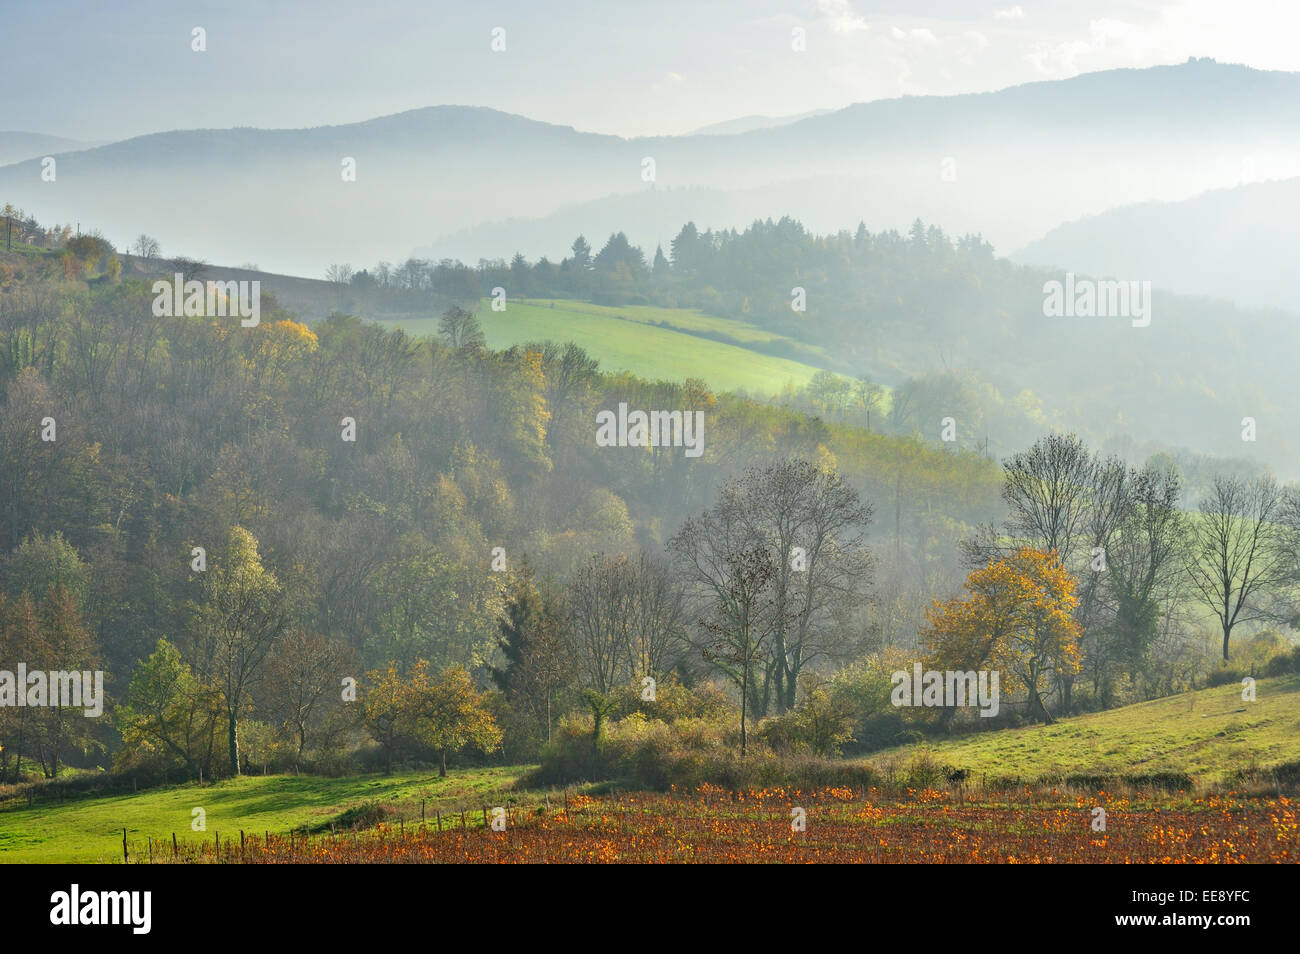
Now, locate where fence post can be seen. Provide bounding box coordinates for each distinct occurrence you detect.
[172,832,178,858]
[436,810,442,831]
[122,828,128,864]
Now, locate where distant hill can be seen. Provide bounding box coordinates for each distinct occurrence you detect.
[3,60,1300,274]
[0,131,94,167]
[686,110,833,136]
[420,58,1300,262]
[1013,177,1300,315]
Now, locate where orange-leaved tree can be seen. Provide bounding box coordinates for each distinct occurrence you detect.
[922,547,1081,724]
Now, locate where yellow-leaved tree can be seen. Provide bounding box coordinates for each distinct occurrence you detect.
[363,661,502,776]
[922,547,1081,724]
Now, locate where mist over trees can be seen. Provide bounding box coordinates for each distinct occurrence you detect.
[308,213,1300,482]
[1,202,1298,787]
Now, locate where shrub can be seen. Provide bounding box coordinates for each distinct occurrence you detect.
[317,800,389,833]
[1205,667,1244,688]
[1264,647,1300,677]
[609,675,730,723]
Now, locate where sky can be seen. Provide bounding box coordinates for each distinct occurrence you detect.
[6,0,1300,142]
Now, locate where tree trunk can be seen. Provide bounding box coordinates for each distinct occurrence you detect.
[740,661,749,757]
[1028,685,1055,725]
[440,749,447,778]
[772,632,787,714]
[14,717,24,783]
[1222,624,1232,662]
[938,705,957,733]
[227,710,240,776]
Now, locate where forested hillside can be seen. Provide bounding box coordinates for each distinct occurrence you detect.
[0,223,1004,782]
[332,215,1297,477]
[3,203,1297,796]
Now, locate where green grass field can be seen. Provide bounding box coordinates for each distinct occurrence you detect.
[868,673,1300,785]
[6,676,1295,862]
[0,765,531,863]
[378,298,838,395]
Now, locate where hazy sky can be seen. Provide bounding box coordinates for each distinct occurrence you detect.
[7,0,1300,142]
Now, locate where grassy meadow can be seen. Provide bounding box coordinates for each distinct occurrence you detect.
[0,765,531,863]
[378,298,840,396]
[867,673,1300,786]
[4,675,1297,863]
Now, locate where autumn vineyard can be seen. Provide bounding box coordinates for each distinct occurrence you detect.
[118,787,1296,865]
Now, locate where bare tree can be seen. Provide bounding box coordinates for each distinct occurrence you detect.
[325,263,354,285]
[1271,487,1300,627]
[671,537,776,756]
[566,552,684,747]
[170,256,208,283]
[263,627,356,763]
[1100,466,1187,691]
[568,552,684,678]
[853,376,886,431]
[999,432,1098,560]
[568,554,636,700]
[724,459,873,714]
[976,433,1136,711]
[438,306,485,352]
[670,499,784,754]
[1185,475,1290,661]
[131,234,160,261]
[1066,454,1130,709]
[627,552,688,677]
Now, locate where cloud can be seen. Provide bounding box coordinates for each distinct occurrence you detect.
[887,26,940,46]
[651,71,687,93]
[993,5,1024,19]
[816,0,869,34]
[1024,17,1160,76]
